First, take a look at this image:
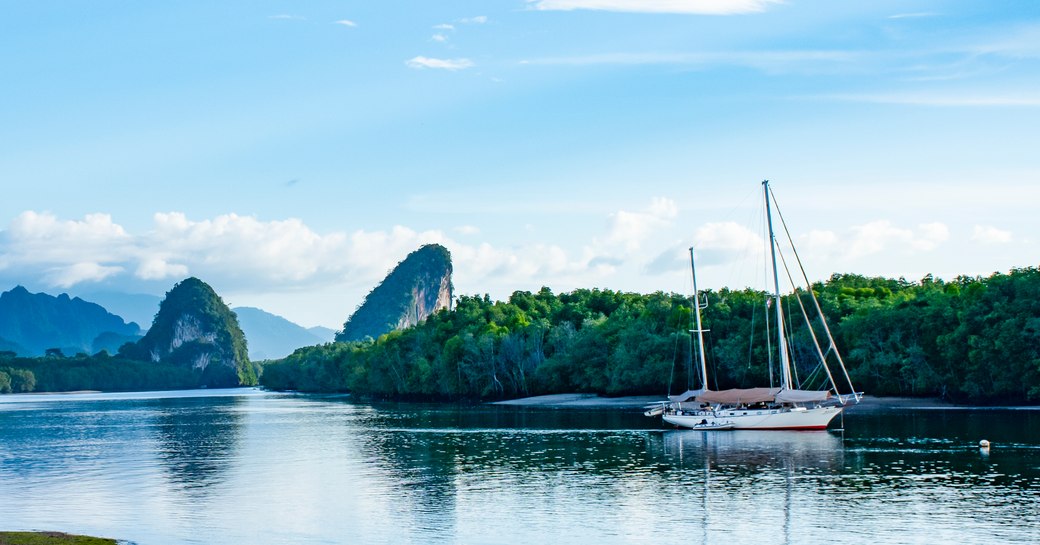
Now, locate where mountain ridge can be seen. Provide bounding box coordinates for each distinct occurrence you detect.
[0,286,141,356]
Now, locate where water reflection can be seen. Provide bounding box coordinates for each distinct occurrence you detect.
[153,396,243,494]
[352,423,459,542]
[2,392,1039,545]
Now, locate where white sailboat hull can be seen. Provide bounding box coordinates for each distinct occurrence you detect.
[662,405,842,430]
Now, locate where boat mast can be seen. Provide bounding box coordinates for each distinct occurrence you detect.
[689,247,709,391]
[763,180,793,390]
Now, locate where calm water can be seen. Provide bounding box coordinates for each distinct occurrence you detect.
[0,389,1038,545]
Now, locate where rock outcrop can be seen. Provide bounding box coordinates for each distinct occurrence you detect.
[129,277,254,387]
[337,244,453,342]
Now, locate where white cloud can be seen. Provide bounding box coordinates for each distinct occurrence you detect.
[432,34,448,43]
[810,220,949,260]
[918,222,950,249]
[692,222,765,265]
[971,225,1013,244]
[602,197,678,253]
[405,56,474,70]
[527,0,781,15]
[2,211,133,266]
[433,24,455,31]
[804,229,839,251]
[887,12,936,19]
[0,209,651,319]
[136,257,189,281]
[333,19,357,27]
[459,15,488,24]
[45,262,124,288]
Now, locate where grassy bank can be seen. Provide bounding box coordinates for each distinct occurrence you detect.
[0,532,117,545]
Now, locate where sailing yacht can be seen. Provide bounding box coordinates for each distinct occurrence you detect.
[649,180,861,430]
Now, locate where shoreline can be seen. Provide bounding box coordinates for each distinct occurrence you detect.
[0,531,119,544]
[491,393,1038,411]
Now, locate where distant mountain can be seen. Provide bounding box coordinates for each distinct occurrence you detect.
[0,335,26,355]
[337,244,453,342]
[77,291,162,331]
[308,326,337,343]
[0,286,141,356]
[124,278,255,387]
[232,307,329,361]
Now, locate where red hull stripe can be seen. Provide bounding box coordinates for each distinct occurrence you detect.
[734,425,829,430]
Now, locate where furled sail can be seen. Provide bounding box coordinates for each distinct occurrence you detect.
[696,388,781,405]
[667,389,705,403]
[775,389,832,403]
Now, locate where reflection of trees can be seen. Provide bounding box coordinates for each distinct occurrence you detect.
[347,402,665,541]
[154,396,242,493]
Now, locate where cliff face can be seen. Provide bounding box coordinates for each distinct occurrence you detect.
[337,244,453,342]
[131,277,254,387]
[397,270,453,330]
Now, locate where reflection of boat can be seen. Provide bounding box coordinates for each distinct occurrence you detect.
[659,429,845,469]
[652,180,861,430]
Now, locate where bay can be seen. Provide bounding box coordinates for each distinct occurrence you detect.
[0,389,1037,544]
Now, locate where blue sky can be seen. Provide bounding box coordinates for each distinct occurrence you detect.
[1,0,1038,327]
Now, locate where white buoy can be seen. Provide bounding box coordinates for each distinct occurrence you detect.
[979,439,991,449]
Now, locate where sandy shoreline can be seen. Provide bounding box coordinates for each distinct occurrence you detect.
[491,393,1032,411]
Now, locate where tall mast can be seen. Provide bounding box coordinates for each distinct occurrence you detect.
[689,247,709,391]
[763,180,793,390]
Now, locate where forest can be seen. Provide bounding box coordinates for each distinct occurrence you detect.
[260,267,1040,404]
[0,351,197,393]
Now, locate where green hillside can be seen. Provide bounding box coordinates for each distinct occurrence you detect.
[262,268,1040,405]
[122,277,254,388]
[336,244,453,342]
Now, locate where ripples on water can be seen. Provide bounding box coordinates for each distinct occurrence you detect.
[0,389,1037,545]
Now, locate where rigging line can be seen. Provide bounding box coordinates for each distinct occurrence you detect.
[782,288,800,389]
[668,318,680,397]
[765,295,774,389]
[747,293,757,369]
[761,195,775,390]
[777,246,838,393]
[707,330,720,391]
[769,185,857,398]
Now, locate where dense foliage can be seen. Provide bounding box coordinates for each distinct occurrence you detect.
[121,277,255,387]
[0,352,196,393]
[262,268,1040,404]
[337,244,453,342]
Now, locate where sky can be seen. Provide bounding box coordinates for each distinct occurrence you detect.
[1,0,1038,328]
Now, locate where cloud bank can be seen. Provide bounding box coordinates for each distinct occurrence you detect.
[405,56,475,70]
[0,206,972,326]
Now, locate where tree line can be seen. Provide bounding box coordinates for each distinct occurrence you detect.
[0,351,197,393]
[261,268,1040,404]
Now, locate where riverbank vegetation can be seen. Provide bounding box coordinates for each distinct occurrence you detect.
[0,353,197,393]
[0,532,117,545]
[261,268,1040,404]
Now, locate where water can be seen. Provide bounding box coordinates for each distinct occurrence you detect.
[1,389,1038,544]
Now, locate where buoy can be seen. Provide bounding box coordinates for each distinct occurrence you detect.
[979,439,991,449]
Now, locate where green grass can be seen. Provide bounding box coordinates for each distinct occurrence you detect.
[0,532,118,545]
